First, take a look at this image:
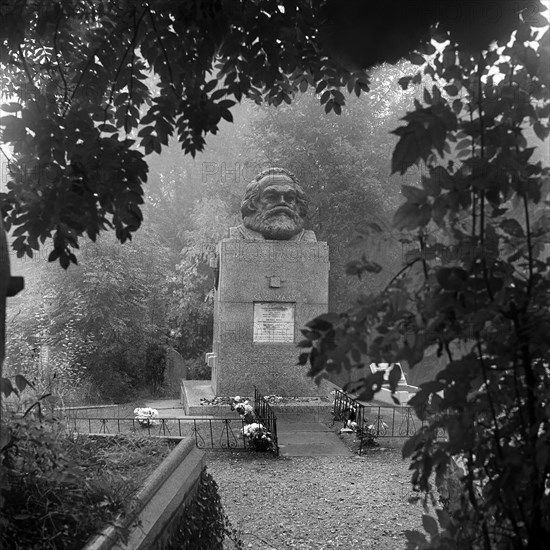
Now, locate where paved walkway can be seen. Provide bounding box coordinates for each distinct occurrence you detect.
[144,399,197,418]
[277,416,352,457]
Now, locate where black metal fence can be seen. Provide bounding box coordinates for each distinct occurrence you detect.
[61,416,193,437]
[192,418,249,450]
[55,404,123,418]
[58,416,258,451]
[253,386,279,456]
[332,389,439,455]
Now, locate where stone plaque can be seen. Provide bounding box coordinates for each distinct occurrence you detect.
[253,302,295,343]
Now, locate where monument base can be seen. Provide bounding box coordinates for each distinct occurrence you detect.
[181,380,216,416]
[213,348,333,398]
[211,239,330,398]
[181,378,337,417]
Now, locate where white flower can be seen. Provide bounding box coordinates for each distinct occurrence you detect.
[134,407,158,418]
[235,402,254,417]
[242,422,267,438]
[134,408,159,426]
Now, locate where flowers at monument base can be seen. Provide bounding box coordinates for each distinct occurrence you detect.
[241,422,275,452]
[133,407,159,427]
[231,396,256,423]
[230,396,275,452]
[263,395,284,404]
[341,420,358,432]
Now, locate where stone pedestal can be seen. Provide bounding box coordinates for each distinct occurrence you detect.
[209,239,330,397]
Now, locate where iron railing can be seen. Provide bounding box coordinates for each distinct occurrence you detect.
[253,386,279,456]
[192,418,249,450]
[331,388,439,455]
[55,404,123,418]
[58,416,257,451]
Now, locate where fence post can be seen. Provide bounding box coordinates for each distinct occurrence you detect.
[253,386,279,456]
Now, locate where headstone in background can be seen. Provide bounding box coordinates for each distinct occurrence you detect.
[164,347,187,388]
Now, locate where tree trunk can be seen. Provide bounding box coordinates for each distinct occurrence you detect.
[0,216,10,444]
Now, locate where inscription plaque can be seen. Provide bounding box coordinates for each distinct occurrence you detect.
[253,302,295,343]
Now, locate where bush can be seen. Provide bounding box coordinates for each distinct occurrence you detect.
[0,418,174,549]
[146,344,167,395]
[184,356,211,380]
[164,467,243,550]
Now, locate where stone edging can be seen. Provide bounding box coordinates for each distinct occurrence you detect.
[83,437,205,550]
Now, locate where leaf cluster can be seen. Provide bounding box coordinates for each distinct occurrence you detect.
[164,466,244,550]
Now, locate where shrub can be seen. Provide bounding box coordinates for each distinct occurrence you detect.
[164,467,243,550]
[0,418,173,549]
[184,356,211,380]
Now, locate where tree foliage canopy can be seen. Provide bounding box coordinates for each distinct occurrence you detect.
[1,0,543,266]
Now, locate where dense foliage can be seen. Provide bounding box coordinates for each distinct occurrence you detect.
[165,467,243,550]
[4,227,174,401]
[300,9,550,550]
[0,423,174,550]
[0,0,539,265]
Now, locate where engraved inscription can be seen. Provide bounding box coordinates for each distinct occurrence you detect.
[253,302,295,343]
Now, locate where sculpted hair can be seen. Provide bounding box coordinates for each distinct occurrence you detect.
[240,167,307,219]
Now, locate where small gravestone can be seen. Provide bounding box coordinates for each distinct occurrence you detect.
[164,348,187,389]
[190,168,331,399]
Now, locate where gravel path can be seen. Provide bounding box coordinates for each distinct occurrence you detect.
[206,447,429,550]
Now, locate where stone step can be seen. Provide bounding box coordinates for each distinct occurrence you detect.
[278,443,351,457]
[277,421,352,457]
[277,421,333,433]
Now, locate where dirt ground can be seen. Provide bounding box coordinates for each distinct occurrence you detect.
[206,448,435,550]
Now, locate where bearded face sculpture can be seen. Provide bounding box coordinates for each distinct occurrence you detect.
[239,168,310,241]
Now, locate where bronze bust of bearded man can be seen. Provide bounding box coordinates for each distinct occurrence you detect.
[229,167,317,242]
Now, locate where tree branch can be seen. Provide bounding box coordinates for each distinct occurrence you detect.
[479,191,494,302]
[418,234,429,280]
[476,341,503,460]
[382,257,420,294]
[53,16,69,111]
[523,193,534,299]
[17,46,36,93]
[146,6,183,102]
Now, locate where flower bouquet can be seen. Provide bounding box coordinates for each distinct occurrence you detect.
[231,396,256,424]
[133,407,159,427]
[231,396,275,452]
[242,422,275,452]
